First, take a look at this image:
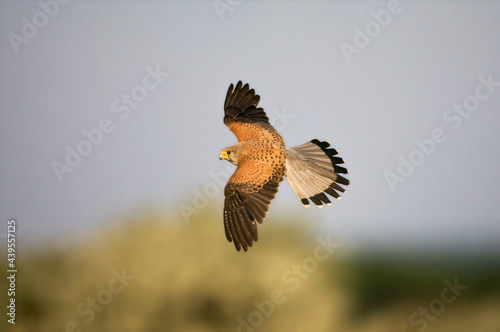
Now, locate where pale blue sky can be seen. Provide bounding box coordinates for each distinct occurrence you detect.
[1,0,499,249]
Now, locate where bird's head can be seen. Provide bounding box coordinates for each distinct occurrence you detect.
[220,145,241,165]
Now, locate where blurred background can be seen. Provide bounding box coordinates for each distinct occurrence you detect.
[1,0,499,331]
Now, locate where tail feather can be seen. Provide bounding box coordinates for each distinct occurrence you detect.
[285,139,349,207]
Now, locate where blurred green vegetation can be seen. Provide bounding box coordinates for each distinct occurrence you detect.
[337,251,500,316]
[1,209,499,332]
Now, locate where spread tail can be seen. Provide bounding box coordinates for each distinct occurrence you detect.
[285,139,349,207]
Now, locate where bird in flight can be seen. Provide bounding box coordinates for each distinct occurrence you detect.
[220,81,349,251]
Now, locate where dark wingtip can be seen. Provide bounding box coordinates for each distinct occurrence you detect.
[311,138,321,145]
[311,138,350,185]
[333,165,348,174]
[309,195,323,207]
[301,198,310,207]
[335,175,350,186]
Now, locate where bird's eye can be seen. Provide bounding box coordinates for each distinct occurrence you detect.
[226,151,231,155]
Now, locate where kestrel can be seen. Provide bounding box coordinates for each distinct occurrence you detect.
[220,81,349,251]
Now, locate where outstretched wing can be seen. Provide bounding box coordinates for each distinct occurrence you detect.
[223,159,282,252]
[224,81,278,142]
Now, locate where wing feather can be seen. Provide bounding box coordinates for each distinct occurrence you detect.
[224,159,282,251]
[223,81,278,142]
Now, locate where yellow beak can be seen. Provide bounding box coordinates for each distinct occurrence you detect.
[220,151,227,160]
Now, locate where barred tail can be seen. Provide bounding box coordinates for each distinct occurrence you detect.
[285,139,349,207]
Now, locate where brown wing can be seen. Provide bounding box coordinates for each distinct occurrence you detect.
[224,81,279,142]
[223,159,282,252]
